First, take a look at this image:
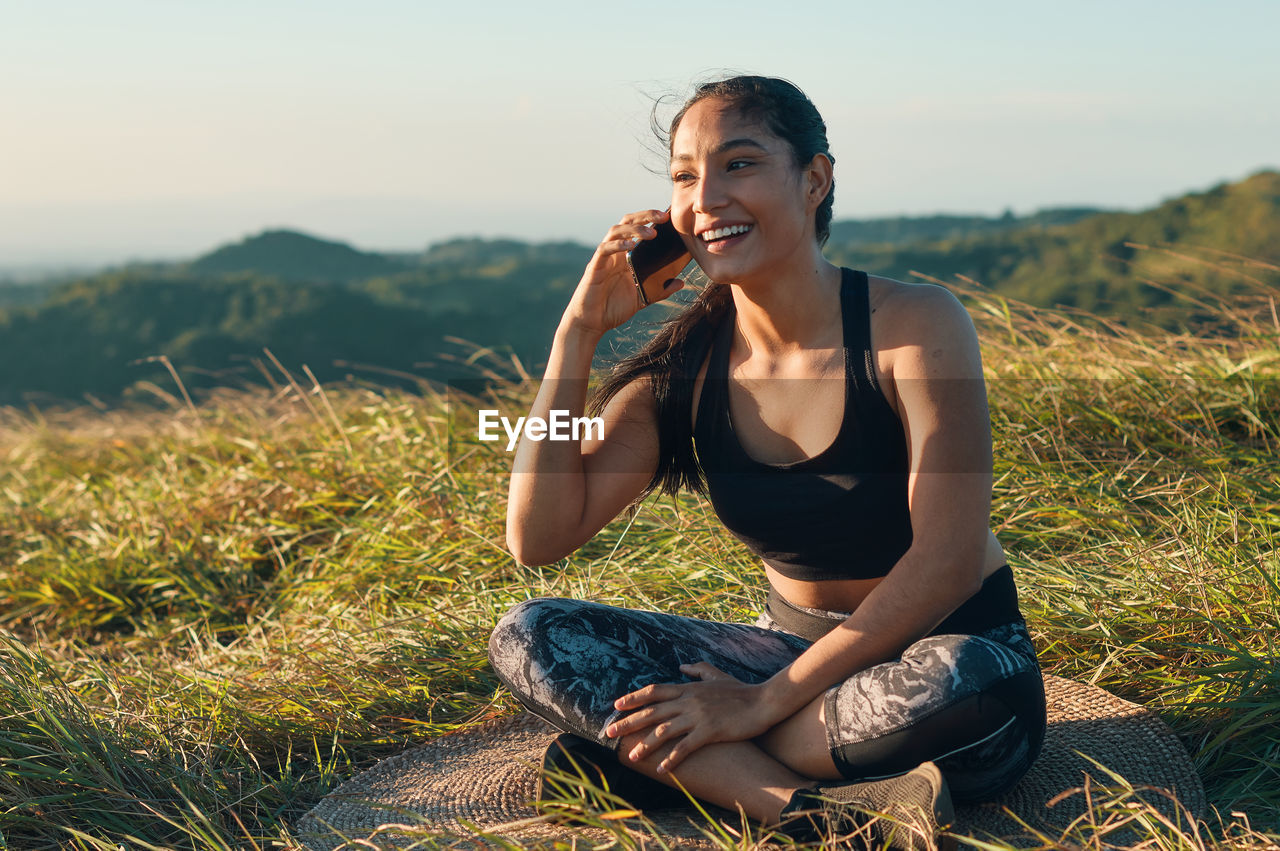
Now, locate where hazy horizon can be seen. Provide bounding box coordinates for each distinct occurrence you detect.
[9,165,1279,276]
[6,0,1278,269]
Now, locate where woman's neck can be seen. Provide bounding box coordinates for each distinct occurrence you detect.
[728,258,843,357]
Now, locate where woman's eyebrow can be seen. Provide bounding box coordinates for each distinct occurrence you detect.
[670,138,769,163]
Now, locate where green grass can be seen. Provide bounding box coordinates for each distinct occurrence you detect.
[1,244,1278,849]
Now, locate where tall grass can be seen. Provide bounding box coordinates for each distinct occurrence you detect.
[1,242,1277,849]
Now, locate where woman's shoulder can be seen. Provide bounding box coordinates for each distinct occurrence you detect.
[866,274,977,351]
[861,275,984,413]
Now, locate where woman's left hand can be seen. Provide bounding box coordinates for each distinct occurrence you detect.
[604,662,779,774]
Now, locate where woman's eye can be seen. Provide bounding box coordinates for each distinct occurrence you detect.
[672,172,695,184]
[727,159,755,172]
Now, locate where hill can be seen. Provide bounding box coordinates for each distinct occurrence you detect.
[417,237,591,269]
[2,170,1276,406]
[0,268,582,406]
[826,206,1105,245]
[827,169,1280,320]
[190,229,406,283]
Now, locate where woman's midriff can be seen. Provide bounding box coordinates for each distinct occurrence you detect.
[766,529,1009,613]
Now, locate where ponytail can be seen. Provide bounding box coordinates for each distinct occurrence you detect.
[586,281,733,509]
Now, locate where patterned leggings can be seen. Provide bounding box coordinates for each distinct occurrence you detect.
[488,575,1046,803]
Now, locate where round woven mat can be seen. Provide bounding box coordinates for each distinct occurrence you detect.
[295,675,1206,849]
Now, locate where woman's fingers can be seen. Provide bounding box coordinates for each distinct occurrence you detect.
[563,207,672,336]
[618,208,669,227]
[627,718,692,763]
[679,662,732,681]
[596,208,670,256]
[605,701,680,738]
[599,223,654,256]
[600,231,647,256]
[658,729,706,774]
[613,681,680,711]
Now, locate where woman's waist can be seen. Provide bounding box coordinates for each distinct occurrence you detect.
[764,533,1009,611]
[764,564,883,612]
[764,563,1023,644]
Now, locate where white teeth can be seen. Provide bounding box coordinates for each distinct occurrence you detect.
[700,224,751,241]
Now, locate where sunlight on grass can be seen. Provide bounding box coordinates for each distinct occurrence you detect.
[0,243,1277,848]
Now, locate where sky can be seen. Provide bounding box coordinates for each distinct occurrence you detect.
[3,0,1278,267]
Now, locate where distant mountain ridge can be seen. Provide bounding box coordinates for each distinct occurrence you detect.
[191,229,406,283]
[826,207,1106,246]
[826,168,1280,315]
[184,208,1115,285]
[1,169,1275,406]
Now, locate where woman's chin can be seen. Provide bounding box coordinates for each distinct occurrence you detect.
[694,253,752,286]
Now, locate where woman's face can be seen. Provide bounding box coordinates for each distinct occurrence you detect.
[668,97,823,285]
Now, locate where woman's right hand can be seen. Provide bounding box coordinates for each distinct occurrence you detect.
[560,208,686,338]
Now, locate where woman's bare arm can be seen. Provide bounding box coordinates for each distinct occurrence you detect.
[505,326,660,565]
[504,208,681,565]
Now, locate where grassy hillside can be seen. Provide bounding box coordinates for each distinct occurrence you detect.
[1,248,1277,848]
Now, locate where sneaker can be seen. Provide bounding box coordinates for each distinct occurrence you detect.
[776,761,955,850]
[535,733,691,814]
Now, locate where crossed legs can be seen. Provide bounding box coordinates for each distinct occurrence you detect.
[487,596,1045,821]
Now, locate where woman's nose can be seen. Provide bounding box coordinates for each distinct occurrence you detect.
[692,172,728,213]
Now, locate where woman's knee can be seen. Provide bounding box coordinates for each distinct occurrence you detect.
[903,632,1038,685]
[488,597,653,742]
[487,597,570,678]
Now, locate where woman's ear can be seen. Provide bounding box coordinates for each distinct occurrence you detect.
[805,153,834,208]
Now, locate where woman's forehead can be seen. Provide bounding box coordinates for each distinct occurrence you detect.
[670,99,779,159]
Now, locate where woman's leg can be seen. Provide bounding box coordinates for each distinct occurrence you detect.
[488,596,812,744]
[809,620,1046,803]
[487,598,1041,821]
[487,596,820,821]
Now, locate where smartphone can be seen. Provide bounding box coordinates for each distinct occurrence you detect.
[627,215,692,305]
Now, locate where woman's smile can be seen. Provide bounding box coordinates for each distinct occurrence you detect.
[698,222,754,253]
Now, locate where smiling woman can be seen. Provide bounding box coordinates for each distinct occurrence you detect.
[667,96,831,287]
[487,75,1045,850]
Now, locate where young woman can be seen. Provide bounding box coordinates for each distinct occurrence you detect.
[488,75,1046,848]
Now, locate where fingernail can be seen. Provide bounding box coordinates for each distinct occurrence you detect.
[657,763,667,774]
[606,725,616,737]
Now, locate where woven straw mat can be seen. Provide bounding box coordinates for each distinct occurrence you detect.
[295,674,1206,849]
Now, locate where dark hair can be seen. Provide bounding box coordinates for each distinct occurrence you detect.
[586,75,835,513]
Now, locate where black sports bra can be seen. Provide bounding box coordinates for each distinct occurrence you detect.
[692,268,914,581]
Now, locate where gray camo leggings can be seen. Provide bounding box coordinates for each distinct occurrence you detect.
[488,597,1045,803]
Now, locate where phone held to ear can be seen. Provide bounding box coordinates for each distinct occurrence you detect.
[626,216,691,306]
